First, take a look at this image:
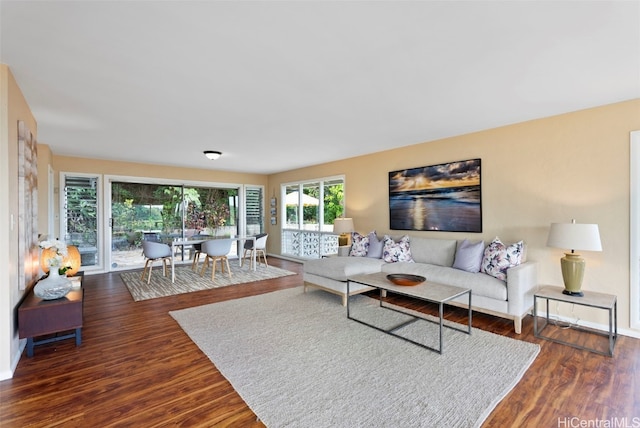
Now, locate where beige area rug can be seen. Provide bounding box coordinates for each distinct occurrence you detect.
[120,265,297,301]
[170,287,540,428]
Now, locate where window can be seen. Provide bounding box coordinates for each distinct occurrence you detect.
[281,176,345,258]
[245,186,264,236]
[61,174,101,272]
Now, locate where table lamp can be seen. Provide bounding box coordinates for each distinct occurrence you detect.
[546,219,602,296]
[40,244,81,276]
[333,218,354,247]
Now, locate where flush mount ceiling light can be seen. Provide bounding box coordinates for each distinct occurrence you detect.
[204,150,222,160]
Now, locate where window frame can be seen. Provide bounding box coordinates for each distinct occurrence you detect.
[280,175,345,259]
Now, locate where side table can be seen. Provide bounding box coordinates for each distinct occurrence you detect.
[533,285,617,357]
[18,273,84,357]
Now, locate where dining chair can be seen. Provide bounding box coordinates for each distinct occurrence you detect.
[141,240,172,284]
[190,235,212,271]
[199,239,233,280]
[240,233,268,268]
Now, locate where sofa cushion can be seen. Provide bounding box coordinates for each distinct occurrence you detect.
[453,239,485,273]
[481,237,524,281]
[383,235,413,263]
[349,232,369,257]
[381,262,508,301]
[366,231,384,259]
[408,236,457,267]
[304,256,386,282]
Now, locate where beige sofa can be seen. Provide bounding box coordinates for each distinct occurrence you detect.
[303,235,538,334]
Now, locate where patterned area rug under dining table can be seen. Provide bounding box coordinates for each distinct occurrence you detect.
[120,265,297,301]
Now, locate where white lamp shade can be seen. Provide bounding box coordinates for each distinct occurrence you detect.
[333,218,354,234]
[546,222,602,252]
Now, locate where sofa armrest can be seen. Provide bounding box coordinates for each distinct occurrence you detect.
[506,261,538,316]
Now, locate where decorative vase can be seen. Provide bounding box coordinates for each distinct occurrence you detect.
[34,268,72,300]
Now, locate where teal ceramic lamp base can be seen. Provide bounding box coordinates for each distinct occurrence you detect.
[561,253,585,297]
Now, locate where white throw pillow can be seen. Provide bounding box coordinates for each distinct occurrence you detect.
[366,231,384,259]
[453,239,485,273]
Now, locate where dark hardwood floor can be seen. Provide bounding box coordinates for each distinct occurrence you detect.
[1,258,638,427]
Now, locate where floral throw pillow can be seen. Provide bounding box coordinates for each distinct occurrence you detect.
[481,237,524,281]
[349,231,369,257]
[382,235,414,263]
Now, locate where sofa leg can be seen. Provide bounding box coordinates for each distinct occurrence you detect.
[342,295,347,306]
[514,317,522,334]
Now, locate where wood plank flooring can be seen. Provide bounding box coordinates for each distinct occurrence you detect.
[1,258,638,427]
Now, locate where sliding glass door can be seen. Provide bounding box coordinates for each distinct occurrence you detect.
[110,181,239,270]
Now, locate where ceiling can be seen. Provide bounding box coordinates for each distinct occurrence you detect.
[1,1,639,175]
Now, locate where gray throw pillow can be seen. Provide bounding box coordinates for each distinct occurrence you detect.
[453,239,485,273]
[366,231,384,258]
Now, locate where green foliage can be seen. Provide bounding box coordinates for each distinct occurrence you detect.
[110,183,236,238]
[284,184,344,226]
[65,186,98,244]
[323,184,344,224]
[185,188,235,231]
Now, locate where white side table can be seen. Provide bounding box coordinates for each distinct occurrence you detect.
[533,285,617,356]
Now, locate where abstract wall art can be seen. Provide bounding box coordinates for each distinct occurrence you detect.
[18,120,39,290]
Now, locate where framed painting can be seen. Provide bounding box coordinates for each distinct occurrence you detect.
[389,158,482,232]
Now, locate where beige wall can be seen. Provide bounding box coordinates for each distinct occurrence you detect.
[268,99,640,332]
[50,155,269,239]
[53,156,267,185]
[1,65,38,379]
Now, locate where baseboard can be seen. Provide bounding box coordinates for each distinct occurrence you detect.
[0,368,13,381]
[266,253,304,264]
[0,340,24,381]
[535,310,640,339]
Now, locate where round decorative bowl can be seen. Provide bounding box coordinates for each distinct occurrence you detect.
[386,274,426,286]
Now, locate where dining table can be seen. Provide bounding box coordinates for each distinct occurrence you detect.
[170,236,257,283]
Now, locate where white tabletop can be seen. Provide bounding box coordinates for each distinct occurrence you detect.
[535,285,616,309]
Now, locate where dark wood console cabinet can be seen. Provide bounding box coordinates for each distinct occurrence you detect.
[18,274,84,357]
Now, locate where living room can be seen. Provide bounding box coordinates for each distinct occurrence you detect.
[2,1,640,426]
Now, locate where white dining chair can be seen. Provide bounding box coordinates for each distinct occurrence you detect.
[241,233,268,268]
[190,235,212,271]
[199,239,233,280]
[141,240,172,284]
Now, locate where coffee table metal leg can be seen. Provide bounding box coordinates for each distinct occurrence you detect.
[346,280,351,319]
[439,302,444,354]
[467,290,473,334]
